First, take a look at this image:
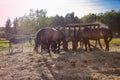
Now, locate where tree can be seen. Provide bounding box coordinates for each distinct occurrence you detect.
[51,15,65,27]
[100,10,120,33]
[65,12,80,24]
[35,9,47,30]
[5,18,12,34]
[16,9,52,34]
[13,18,18,34]
[81,13,98,23]
[80,10,120,34]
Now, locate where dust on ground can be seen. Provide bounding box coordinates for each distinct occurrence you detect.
[0,44,120,80]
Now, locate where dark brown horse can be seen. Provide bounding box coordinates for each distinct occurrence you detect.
[76,28,113,51]
[59,28,78,50]
[33,27,68,54]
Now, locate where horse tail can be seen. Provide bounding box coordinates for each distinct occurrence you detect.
[108,29,113,42]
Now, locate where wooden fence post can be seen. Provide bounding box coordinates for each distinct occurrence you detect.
[9,39,13,53]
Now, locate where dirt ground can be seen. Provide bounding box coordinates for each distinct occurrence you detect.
[0,44,120,80]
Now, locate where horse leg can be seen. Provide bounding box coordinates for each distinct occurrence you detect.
[106,41,109,51]
[95,40,97,47]
[88,40,92,51]
[84,40,87,51]
[57,41,61,53]
[33,43,39,54]
[51,42,55,52]
[47,44,52,57]
[47,42,50,53]
[52,41,60,53]
[41,43,45,53]
[80,40,83,48]
[72,40,78,51]
[98,39,102,49]
[63,42,68,51]
[104,38,109,51]
[51,41,59,53]
[53,42,57,53]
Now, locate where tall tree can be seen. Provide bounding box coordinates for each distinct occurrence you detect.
[13,18,18,34]
[65,12,80,24]
[35,9,47,30]
[81,13,98,23]
[51,15,65,27]
[5,18,12,34]
[100,10,120,33]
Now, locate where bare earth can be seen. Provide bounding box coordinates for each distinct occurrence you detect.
[0,44,120,80]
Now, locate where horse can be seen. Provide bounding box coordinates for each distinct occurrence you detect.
[59,28,103,51]
[33,27,68,55]
[59,28,78,50]
[76,28,113,51]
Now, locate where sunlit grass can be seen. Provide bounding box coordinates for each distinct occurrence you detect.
[90,38,120,45]
[110,38,120,44]
[24,40,35,46]
[0,40,9,50]
[0,38,119,50]
[0,40,9,47]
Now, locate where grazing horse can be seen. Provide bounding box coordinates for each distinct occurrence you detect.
[33,27,68,54]
[59,28,78,50]
[76,28,113,51]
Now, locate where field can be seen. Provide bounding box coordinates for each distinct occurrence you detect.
[0,38,120,80]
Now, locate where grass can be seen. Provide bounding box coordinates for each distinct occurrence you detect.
[0,40,9,48]
[0,38,119,50]
[0,39,35,50]
[90,38,120,45]
[25,40,35,46]
[110,38,120,44]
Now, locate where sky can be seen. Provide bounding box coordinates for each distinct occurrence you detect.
[0,0,120,27]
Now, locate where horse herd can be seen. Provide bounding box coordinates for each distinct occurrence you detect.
[33,27,113,55]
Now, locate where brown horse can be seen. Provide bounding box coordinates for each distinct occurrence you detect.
[76,28,113,51]
[59,28,78,50]
[33,27,68,54]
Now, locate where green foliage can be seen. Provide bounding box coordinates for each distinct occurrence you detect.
[51,12,80,27]
[24,39,35,46]
[17,15,36,34]
[64,12,80,24]
[0,40,9,50]
[51,15,65,26]
[13,18,18,34]
[16,10,80,34]
[17,9,52,34]
[81,10,120,34]
[5,19,12,34]
[81,13,98,23]
[100,10,120,33]
[4,9,120,36]
[110,38,120,45]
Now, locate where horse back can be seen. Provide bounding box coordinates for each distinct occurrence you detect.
[52,29,65,41]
